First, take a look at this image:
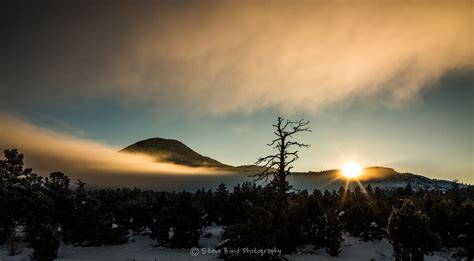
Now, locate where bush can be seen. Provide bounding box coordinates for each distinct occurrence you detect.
[31,223,60,261]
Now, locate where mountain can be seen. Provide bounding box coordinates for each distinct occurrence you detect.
[291,167,458,191]
[120,138,463,191]
[121,138,267,173]
[121,138,228,168]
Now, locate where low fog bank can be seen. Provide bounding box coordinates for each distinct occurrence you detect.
[0,114,219,181]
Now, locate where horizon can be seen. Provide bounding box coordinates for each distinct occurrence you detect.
[1,0,473,185]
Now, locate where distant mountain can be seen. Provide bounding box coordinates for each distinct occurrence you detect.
[121,138,228,167]
[291,167,459,191]
[120,138,463,191]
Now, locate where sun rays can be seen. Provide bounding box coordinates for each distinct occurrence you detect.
[342,162,362,179]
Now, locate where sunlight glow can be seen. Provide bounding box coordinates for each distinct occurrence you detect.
[342,162,362,179]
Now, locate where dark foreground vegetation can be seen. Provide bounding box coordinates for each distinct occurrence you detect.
[1,149,473,260]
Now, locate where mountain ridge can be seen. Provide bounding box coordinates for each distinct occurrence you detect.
[292,166,459,191]
[120,137,465,190]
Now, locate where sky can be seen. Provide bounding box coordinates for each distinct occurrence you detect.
[1,0,473,184]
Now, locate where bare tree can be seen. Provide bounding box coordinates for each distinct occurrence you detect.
[252,116,311,195]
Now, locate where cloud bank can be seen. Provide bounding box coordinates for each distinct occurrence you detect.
[2,0,472,114]
[0,114,217,180]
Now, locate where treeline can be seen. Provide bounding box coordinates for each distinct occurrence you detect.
[1,149,473,261]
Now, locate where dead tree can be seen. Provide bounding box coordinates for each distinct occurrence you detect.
[251,116,311,196]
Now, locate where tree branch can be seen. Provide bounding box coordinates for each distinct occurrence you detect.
[251,117,311,189]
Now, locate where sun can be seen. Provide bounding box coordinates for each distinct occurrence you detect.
[342,162,362,179]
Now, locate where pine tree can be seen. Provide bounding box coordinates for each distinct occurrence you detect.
[150,205,175,246]
[452,203,474,258]
[215,183,230,225]
[250,117,311,254]
[303,194,326,247]
[420,189,454,245]
[150,192,201,248]
[31,222,60,261]
[63,180,129,246]
[325,211,343,256]
[388,199,440,261]
[220,202,279,260]
[0,150,28,244]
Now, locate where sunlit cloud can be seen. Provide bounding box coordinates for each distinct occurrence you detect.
[2,1,472,114]
[0,114,218,178]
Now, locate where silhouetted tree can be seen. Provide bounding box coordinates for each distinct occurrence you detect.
[300,192,326,247]
[31,222,60,261]
[388,199,440,261]
[0,149,23,244]
[150,205,175,246]
[249,117,311,253]
[451,203,474,258]
[220,185,280,260]
[62,180,129,246]
[419,188,454,245]
[214,183,230,225]
[150,191,201,248]
[252,117,311,196]
[325,211,343,256]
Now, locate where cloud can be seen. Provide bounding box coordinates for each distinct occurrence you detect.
[1,0,472,114]
[0,114,218,181]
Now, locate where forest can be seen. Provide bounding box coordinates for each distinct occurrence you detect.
[0,148,473,261]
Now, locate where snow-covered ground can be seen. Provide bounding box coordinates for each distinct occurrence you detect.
[0,225,460,260]
[288,236,457,261]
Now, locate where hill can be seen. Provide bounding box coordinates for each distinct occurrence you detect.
[121,138,268,173]
[291,167,458,191]
[121,138,227,168]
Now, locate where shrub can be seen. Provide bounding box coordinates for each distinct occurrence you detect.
[31,223,60,261]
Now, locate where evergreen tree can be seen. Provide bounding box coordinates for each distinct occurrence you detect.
[170,192,201,248]
[419,189,454,245]
[325,211,343,257]
[62,180,129,246]
[150,205,175,246]
[220,202,279,260]
[31,222,60,261]
[215,183,230,225]
[0,150,28,244]
[342,187,384,241]
[388,199,440,261]
[451,203,474,258]
[150,191,201,248]
[301,193,326,247]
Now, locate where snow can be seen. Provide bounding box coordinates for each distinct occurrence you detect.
[0,226,459,260]
[289,235,393,261]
